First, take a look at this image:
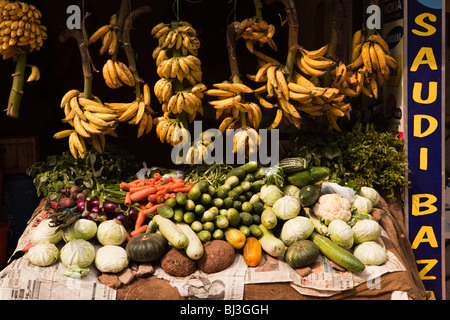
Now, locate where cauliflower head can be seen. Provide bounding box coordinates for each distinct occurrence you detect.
[313,193,352,224]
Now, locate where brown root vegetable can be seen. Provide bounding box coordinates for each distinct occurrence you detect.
[196,240,235,274]
[160,247,196,277]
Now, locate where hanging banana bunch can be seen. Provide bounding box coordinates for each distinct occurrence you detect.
[151,20,207,150]
[347,29,399,100]
[0,0,48,118]
[53,90,120,158]
[88,13,120,56]
[236,17,277,52]
[0,0,47,59]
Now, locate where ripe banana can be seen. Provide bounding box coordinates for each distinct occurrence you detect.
[114,60,135,87]
[236,17,277,52]
[26,64,40,82]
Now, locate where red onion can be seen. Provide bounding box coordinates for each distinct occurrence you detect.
[58,196,76,210]
[88,198,100,210]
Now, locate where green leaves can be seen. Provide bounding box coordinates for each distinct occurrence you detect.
[290,123,408,201]
[27,146,141,201]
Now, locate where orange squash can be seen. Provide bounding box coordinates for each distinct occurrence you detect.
[243,237,262,267]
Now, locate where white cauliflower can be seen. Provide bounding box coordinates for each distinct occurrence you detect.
[313,193,352,224]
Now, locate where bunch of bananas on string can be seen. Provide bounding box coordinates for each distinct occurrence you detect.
[155,55,203,88]
[236,17,277,53]
[151,21,207,148]
[151,21,200,56]
[205,81,262,130]
[102,58,136,89]
[155,80,206,121]
[294,44,336,77]
[0,0,47,60]
[53,90,120,158]
[347,29,399,99]
[103,83,156,138]
[154,116,190,147]
[88,13,120,56]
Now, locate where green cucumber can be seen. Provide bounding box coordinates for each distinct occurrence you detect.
[251,179,265,192]
[310,232,365,272]
[187,186,202,201]
[195,180,211,193]
[176,192,187,206]
[173,207,184,222]
[249,224,262,237]
[224,175,240,187]
[225,168,247,180]
[287,167,331,188]
[176,222,204,260]
[239,211,253,226]
[157,204,174,219]
[227,208,240,227]
[216,184,231,199]
[239,161,259,173]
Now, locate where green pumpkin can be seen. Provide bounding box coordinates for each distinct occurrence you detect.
[284,239,320,268]
[125,233,168,262]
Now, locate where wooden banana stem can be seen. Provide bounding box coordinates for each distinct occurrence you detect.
[277,0,298,83]
[122,6,152,101]
[6,52,27,118]
[226,21,247,127]
[111,0,131,61]
[59,29,93,99]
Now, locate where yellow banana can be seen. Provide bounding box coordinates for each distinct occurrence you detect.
[267,108,283,130]
[99,29,113,55]
[84,110,111,127]
[102,61,120,89]
[369,43,380,72]
[275,68,289,100]
[218,116,236,132]
[134,101,146,125]
[114,61,135,87]
[367,34,390,54]
[205,89,235,97]
[143,83,151,105]
[108,30,118,55]
[80,119,102,135]
[60,89,80,108]
[73,114,91,138]
[53,129,74,140]
[117,101,139,122]
[89,25,110,44]
[361,42,372,73]
[301,52,335,70]
[69,96,87,121]
[302,44,330,59]
[90,133,103,154]
[137,112,148,138]
[26,64,40,82]
[373,43,388,77]
[68,132,79,158]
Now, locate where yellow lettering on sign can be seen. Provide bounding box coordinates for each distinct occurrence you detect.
[419,148,428,170]
[411,226,438,249]
[412,13,437,37]
[413,114,438,137]
[416,259,438,280]
[412,194,438,216]
[410,47,438,72]
[412,82,438,104]
[424,291,436,300]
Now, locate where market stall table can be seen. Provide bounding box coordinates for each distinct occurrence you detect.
[0,197,427,301]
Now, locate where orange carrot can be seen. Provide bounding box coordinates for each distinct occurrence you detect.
[164,181,186,192]
[120,181,130,191]
[148,194,159,203]
[171,177,184,184]
[159,176,172,184]
[126,232,132,242]
[130,186,158,202]
[154,172,162,180]
[131,225,148,237]
[173,183,193,193]
[135,204,164,230]
[129,185,148,193]
[145,201,155,208]
[124,192,132,206]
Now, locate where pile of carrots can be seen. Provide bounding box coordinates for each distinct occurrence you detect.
[119,173,193,238]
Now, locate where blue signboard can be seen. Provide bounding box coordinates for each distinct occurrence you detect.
[405,0,445,300]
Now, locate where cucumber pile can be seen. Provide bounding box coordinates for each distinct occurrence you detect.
[154,161,267,243]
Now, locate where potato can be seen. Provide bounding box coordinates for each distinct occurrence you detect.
[196,240,235,274]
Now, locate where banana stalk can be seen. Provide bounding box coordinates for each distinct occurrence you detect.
[226,21,247,127]
[122,6,151,101]
[323,0,343,87]
[277,0,298,83]
[111,0,130,61]
[6,53,27,118]
[60,27,93,99]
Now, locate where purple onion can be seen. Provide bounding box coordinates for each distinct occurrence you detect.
[88,198,100,210]
[90,206,101,214]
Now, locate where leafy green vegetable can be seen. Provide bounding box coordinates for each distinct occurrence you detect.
[27,146,141,201]
[289,123,408,200]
